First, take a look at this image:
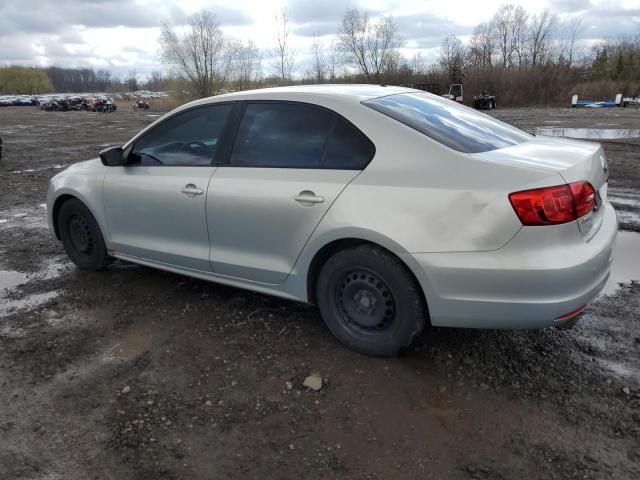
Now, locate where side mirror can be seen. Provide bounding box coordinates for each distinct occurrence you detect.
[99,146,124,166]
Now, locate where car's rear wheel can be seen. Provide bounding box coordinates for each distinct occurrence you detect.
[316,244,427,356]
[58,199,112,271]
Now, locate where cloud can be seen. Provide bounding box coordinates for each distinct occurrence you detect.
[393,13,473,48]
[292,21,339,37]
[0,0,158,36]
[288,0,353,23]
[213,6,254,26]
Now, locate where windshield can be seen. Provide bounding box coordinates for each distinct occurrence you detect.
[363,92,531,153]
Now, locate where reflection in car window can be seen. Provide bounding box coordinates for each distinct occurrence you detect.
[230,103,334,168]
[363,93,531,153]
[130,104,233,166]
[324,117,375,169]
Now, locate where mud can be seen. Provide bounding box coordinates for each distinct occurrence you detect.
[1,106,639,479]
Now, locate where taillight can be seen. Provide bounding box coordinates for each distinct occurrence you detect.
[509,181,595,226]
[570,181,596,218]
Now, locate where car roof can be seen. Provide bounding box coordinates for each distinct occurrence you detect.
[192,84,417,107]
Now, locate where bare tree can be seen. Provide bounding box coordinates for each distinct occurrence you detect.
[492,5,515,68]
[145,70,165,91]
[125,69,138,91]
[337,8,402,82]
[529,10,556,66]
[159,10,234,97]
[510,6,529,67]
[327,39,340,81]
[230,39,262,90]
[467,22,494,69]
[310,35,327,83]
[558,17,584,67]
[270,7,296,82]
[412,51,427,76]
[439,34,466,83]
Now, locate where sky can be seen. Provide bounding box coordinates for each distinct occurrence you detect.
[0,0,638,79]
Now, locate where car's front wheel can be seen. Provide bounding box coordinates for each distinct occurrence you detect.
[58,198,112,271]
[316,244,427,356]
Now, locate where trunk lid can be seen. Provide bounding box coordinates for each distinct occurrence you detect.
[472,136,609,240]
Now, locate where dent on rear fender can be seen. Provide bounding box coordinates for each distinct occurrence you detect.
[322,183,523,253]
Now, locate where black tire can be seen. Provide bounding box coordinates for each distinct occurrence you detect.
[58,199,112,271]
[316,244,427,356]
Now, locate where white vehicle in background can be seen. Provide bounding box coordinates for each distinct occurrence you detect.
[47,85,617,356]
[443,83,463,103]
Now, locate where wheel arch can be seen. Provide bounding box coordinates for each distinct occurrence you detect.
[50,191,108,243]
[304,237,430,323]
[51,193,77,239]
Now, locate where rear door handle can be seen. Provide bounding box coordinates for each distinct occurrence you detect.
[181,184,203,197]
[294,191,324,205]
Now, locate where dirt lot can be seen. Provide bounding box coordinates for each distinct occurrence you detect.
[1,105,639,480]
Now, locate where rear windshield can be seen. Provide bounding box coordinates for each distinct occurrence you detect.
[362,92,531,153]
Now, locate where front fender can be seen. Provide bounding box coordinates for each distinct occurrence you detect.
[47,159,108,241]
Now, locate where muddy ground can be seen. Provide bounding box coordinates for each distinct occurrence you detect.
[1,105,639,480]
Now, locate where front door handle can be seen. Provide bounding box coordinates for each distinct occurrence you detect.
[294,190,324,205]
[181,184,203,197]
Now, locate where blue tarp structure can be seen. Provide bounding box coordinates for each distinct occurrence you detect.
[571,94,623,108]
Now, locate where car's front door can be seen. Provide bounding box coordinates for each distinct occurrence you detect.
[207,101,375,284]
[104,103,234,271]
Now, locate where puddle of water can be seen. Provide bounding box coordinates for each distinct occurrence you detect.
[0,257,70,317]
[0,324,28,338]
[104,329,153,361]
[600,359,638,380]
[609,196,640,208]
[0,206,48,230]
[0,291,59,317]
[146,114,161,117]
[601,231,640,295]
[615,210,640,229]
[0,270,27,291]
[536,128,640,140]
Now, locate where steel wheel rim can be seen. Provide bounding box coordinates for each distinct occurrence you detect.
[335,269,396,333]
[68,213,93,255]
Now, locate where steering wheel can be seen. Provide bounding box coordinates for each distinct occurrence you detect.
[183,141,207,154]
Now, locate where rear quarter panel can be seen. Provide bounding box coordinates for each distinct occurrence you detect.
[313,110,566,254]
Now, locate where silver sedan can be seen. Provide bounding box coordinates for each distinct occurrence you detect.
[47,85,617,355]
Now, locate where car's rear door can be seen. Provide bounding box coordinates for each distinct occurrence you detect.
[103,103,234,271]
[206,101,375,284]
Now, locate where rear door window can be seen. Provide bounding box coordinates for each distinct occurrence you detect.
[230,102,333,168]
[363,93,531,153]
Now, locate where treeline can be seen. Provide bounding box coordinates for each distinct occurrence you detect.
[297,5,640,105]
[44,67,177,93]
[425,5,640,105]
[0,66,173,95]
[159,6,640,106]
[0,66,53,95]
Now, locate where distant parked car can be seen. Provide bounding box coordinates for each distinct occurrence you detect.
[47,85,617,356]
[474,91,497,110]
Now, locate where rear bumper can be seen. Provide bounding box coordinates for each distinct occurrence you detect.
[404,204,618,329]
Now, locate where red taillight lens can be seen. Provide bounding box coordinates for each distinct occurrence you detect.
[509,181,595,226]
[570,181,596,218]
